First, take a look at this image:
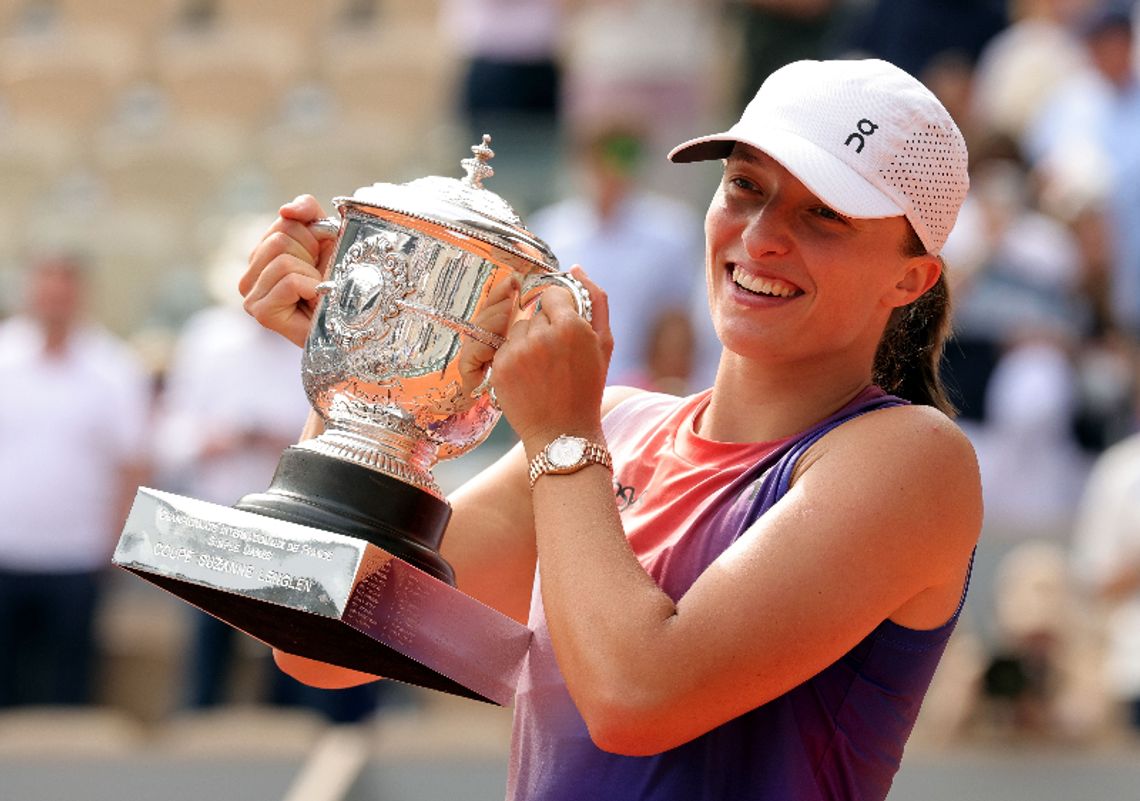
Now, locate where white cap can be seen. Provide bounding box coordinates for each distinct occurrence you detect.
[669,59,969,255]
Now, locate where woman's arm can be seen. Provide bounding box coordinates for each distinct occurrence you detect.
[491,279,982,756]
[529,402,981,755]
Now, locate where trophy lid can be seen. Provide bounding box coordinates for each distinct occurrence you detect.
[336,135,560,272]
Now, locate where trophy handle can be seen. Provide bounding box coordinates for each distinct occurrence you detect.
[309,216,342,294]
[517,272,593,323]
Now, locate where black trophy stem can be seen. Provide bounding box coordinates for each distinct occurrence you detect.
[234,447,455,586]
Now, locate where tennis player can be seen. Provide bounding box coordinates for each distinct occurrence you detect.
[242,58,983,801]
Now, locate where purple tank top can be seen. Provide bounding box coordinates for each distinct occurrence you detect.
[507,390,970,801]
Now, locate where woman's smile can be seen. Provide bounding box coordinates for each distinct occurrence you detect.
[729,265,804,300]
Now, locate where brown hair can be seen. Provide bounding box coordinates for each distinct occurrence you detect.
[872,227,956,416]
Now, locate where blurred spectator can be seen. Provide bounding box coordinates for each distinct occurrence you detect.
[730,0,841,104]
[636,308,697,396]
[1025,1,1140,337]
[0,253,151,707]
[971,0,1094,147]
[560,0,721,208]
[1001,0,1140,457]
[1072,427,1140,735]
[154,216,311,710]
[977,541,1108,740]
[1066,200,1119,338]
[847,0,1007,81]
[1067,199,1137,454]
[943,69,1135,456]
[1023,0,1138,164]
[943,156,1091,422]
[155,216,385,722]
[528,124,707,391]
[442,0,563,125]
[440,0,566,213]
[971,339,1092,536]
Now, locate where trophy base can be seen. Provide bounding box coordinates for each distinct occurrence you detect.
[234,447,455,585]
[133,570,484,700]
[113,485,531,706]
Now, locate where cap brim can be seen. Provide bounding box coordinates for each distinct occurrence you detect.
[668,136,738,164]
[668,129,905,220]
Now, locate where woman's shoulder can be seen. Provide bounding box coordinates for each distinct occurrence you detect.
[794,403,981,509]
[833,401,975,452]
[876,404,974,468]
[789,403,982,598]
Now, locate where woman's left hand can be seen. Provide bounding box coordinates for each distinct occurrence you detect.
[490,266,613,451]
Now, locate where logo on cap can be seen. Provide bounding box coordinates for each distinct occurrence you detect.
[844,119,879,153]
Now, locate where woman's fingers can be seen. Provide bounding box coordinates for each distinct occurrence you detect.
[245,228,316,283]
[569,265,614,359]
[240,195,328,293]
[239,196,335,346]
[527,271,613,361]
[279,194,328,225]
[242,251,325,346]
[492,272,610,435]
[457,279,520,397]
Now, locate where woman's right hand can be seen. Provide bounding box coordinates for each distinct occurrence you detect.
[240,194,337,347]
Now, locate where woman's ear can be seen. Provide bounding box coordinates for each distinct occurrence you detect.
[889,255,942,308]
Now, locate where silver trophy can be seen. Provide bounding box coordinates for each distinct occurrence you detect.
[113,137,589,705]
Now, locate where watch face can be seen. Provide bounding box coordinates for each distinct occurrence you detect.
[548,436,586,469]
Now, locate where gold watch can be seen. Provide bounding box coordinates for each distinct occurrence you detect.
[528,435,613,488]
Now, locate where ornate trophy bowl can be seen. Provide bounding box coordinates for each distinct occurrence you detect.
[113,137,586,705]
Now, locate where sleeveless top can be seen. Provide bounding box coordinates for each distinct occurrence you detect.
[506,387,970,801]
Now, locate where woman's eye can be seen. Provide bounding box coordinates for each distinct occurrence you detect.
[813,206,846,222]
[729,176,760,193]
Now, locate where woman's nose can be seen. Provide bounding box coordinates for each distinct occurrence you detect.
[741,204,792,260]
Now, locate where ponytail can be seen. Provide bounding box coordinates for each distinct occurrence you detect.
[872,228,956,416]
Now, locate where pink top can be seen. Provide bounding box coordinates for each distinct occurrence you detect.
[610,388,794,589]
[509,385,965,801]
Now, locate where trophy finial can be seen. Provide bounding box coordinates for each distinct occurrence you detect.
[461,134,495,189]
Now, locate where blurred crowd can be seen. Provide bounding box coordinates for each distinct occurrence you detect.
[1,0,1140,750]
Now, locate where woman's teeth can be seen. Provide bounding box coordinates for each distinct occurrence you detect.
[731,266,800,298]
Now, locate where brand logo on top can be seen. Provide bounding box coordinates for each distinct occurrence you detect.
[844,119,879,153]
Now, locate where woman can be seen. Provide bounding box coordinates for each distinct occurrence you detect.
[241,59,982,800]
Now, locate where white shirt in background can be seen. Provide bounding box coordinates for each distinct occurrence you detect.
[0,316,150,572]
[1071,432,1140,702]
